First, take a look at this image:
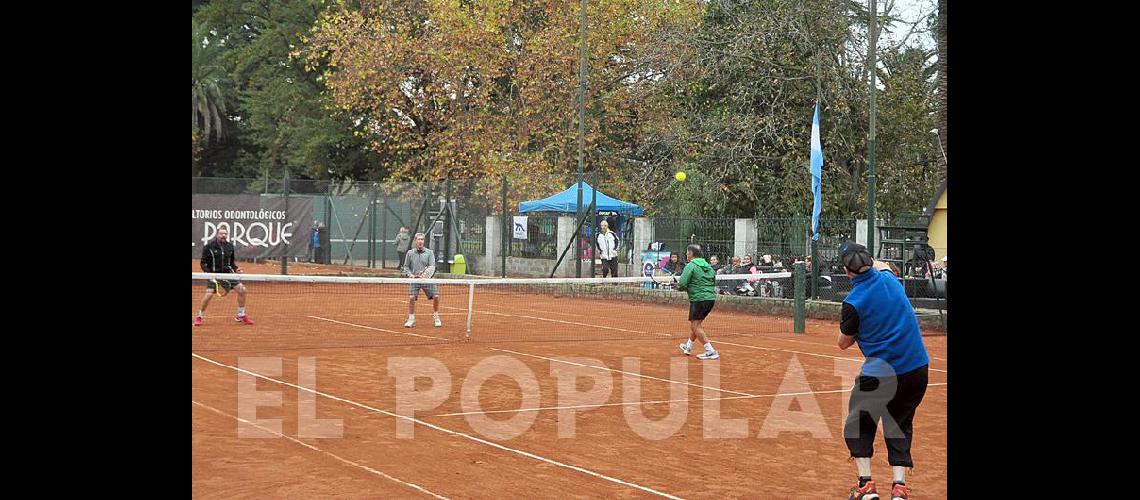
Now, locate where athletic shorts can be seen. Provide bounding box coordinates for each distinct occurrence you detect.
[689,300,715,321]
[206,279,240,293]
[409,283,438,299]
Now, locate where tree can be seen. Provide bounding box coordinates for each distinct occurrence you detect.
[936,0,946,170]
[302,0,702,202]
[193,0,381,180]
[192,20,229,148]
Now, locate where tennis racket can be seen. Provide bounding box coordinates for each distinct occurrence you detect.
[650,272,678,286]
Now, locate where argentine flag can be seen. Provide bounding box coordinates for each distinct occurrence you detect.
[810,102,823,241]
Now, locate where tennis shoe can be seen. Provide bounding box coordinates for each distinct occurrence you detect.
[679,342,692,355]
[696,350,719,360]
[193,316,203,327]
[890,483,909,500]
[848,480,879,500]
[404,317,415,328]
[235,315,253,325]
[433,313,442,327]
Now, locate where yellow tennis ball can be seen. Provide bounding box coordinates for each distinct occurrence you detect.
[674,171,687,182]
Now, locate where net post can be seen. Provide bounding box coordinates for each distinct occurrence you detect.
[466,282,475,341]
[794,262,806,334]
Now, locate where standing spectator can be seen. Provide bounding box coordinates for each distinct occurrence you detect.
[395,226,411,264]
[596,219,620,277]
[308,221,321,263]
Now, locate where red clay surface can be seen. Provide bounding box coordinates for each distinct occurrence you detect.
[192,266,948,498]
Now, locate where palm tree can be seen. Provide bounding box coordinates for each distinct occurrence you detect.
[192,20,227,146]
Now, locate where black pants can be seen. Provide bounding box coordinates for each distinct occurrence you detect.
[601,258,619,277]
[844,365,929,467]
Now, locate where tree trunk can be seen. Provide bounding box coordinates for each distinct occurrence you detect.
[937,0,947,173]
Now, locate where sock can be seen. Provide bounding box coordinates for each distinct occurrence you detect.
[409,314,416,320]
[197,310,203,318]
[704,342,714,352]
[892,465,906,484]
[859,476,872,488]
[237,307,246,317]
[434,311,440,317]
[684,339,693,348]
[855,457,872,478]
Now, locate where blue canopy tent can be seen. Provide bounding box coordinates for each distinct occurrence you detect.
[518,182,644,216]
[517,183,642,273]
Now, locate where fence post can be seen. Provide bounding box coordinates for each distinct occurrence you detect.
[810,232,819,300]
[324,181,332,264]
[794,262,806,334]
[590,168,597,277]
[381,196,388,269]
[281,169,289,275]
[444,176,452,273]
[501,175,507,278]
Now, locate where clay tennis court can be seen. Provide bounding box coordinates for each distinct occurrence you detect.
[192,267,948,498]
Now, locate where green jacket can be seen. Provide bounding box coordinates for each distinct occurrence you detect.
[676,258,717,302]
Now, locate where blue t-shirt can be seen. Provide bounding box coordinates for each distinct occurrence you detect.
[310,228,320,247]
[843,269,929,377]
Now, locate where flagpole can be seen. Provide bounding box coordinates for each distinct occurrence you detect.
[811,55,822,301]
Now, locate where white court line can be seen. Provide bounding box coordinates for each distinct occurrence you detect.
[476,310,666,336]
[191,353,683,500]
[383,297,666,337]
[308,316,447,341]
[386,298,949,371]
[192,400,449,499]
[715,340,948,374]
[489,348,756,397]
[429,383,949,418]
[734,335,948,363]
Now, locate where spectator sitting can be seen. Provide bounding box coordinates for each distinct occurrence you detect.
[709,255,722,272]
[728,255,741,272]
[772,254,786,272]
[888,262,902,277]
[904,254,931,278]
[733,255,756,295]
[664,253,684,275]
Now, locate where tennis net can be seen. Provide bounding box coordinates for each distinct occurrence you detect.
[191,271,803,351]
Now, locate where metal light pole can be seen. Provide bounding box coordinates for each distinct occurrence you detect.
[866,0,878,256]
[575,0,587,278]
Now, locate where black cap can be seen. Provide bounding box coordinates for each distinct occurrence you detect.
[838,241,873,274]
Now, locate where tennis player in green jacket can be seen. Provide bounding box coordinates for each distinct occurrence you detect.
[676,243,720,360]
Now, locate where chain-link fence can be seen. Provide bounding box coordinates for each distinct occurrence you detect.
[652,217,735,263]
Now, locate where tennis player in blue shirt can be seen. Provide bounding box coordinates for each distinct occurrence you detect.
[836,242,929,500]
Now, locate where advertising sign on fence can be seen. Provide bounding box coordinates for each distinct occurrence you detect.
[192,194,314,260]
